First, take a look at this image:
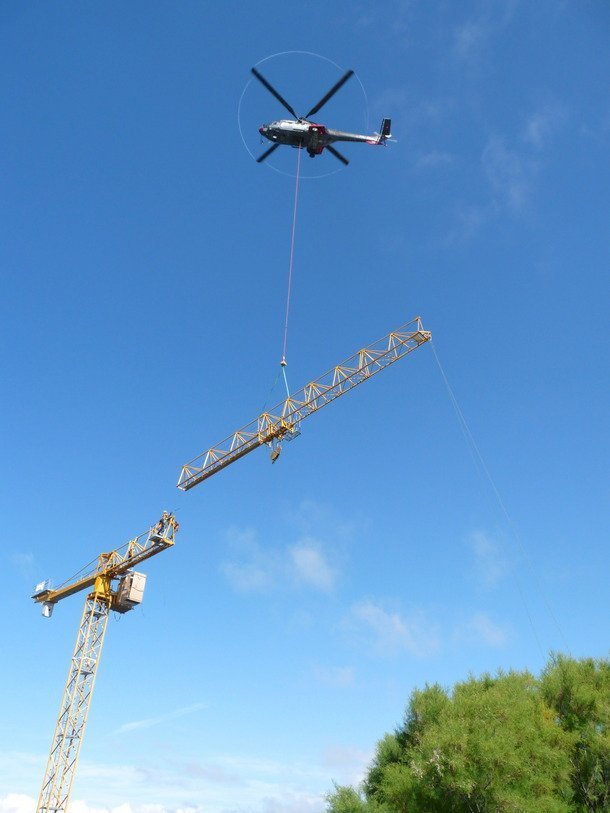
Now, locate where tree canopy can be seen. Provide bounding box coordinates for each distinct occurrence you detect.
[326,654,609,813]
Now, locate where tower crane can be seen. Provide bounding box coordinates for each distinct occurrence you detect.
[178,316,431,490]
[31,513,179,813]
[32,315,429,813]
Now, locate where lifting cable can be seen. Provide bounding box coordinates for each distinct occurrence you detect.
[279,145,303,395]
[261,147,302,417]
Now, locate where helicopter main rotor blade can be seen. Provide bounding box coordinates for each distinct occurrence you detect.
[326,145,349,166]
[251,67,299,120]
[305,69,354,119]
[256,142,281,164]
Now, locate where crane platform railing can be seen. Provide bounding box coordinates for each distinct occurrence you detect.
[178,316,431,491]
[32,517,178,607]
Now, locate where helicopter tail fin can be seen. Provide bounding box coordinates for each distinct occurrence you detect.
[376,118,392,144]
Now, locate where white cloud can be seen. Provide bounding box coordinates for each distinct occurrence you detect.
[221,508,347,596]
[415,151,453,169]
[288,499,358,544]
[469,530,510,587]
[482,135,536,214]
[0,799,186,813]
[75,763,146,782]
[0,743,342,813]
[522,103,567,150]
[453,20,490,62]
[311,664,355,688]
[69,804,154,813]
[0,757,330,813]
[372,88,447,140]
[454,612,510,648]
[0,794,34,813]
[374,87,409,113]
[114,702,206,735]
[445,203,488,243]
[453,2,518,64]
[322,746,371,786]
[220,528,275,593]
[290,538,336,592]
[579,109,610,142]
[9,552,35,580]
[11,553,34,567]
[348,600,440,657]
[237,793,324,813]
[0,751,45,791]
[221,559,273,593]
[183,761,242,785]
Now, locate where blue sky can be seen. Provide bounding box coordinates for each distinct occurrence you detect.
[1,2,609,812]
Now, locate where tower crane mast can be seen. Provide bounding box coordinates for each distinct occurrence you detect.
[178,316,431,490]
[32,515,179,813]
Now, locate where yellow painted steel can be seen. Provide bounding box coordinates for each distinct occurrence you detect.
[36,592,110,813]
[33,516,179,813]
[35,313,431,812]
[178,316,431,491]
[33,516,178,609]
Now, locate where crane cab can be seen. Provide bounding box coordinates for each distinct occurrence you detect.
[114,571,146,613]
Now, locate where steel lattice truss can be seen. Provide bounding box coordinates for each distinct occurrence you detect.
[33,519,178,813]
[36,595,109,813]
[34,522,177,607]
[178,316,431,491]
[33,313,431,813]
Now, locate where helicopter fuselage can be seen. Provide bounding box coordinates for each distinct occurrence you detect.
[251,66,391,164]
[259,119,380,157]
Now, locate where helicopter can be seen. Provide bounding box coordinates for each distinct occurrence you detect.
[251,67,392,165]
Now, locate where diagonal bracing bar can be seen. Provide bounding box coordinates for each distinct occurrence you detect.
[33,523,177,608]
[33,518,179,813]
[36,594,109,813]
[177,316,431,491]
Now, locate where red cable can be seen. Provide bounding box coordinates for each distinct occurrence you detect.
[282,146,302,363]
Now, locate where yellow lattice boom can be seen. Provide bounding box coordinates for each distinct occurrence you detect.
[32,516,179,813]
[178,316,431,491]
[33,518,178,610]
[33,313,431,813]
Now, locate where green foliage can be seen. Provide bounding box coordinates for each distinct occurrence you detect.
[326,654,610,813]
[325,783,370,813]
[541,654,610,811]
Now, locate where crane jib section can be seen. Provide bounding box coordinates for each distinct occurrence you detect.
[32,521,177,607]
[177,316,431,491]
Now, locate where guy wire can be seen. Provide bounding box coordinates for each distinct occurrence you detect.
[430,340,569,656]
